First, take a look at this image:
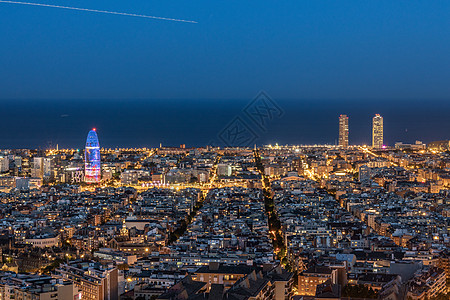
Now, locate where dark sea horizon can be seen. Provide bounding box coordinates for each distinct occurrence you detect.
[1,98,449,149]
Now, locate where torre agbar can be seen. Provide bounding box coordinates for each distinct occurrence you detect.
[85,129,101,183]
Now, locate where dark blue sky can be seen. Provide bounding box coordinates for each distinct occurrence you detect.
[0,99,449,149]
[0,1,450,148]
[1,1,450,100]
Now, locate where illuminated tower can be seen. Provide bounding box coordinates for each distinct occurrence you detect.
[339,114,349,148]
[85,129,101,183]
[372,114,383,148]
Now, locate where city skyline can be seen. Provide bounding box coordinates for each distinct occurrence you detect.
[1,142,450,299]
[1,2,449,299]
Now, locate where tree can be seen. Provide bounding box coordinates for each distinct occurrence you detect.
[117,263,129,270]
[41,258,64,274]
[342,284,378,299]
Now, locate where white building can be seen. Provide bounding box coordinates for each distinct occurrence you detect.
[24,234,60,248]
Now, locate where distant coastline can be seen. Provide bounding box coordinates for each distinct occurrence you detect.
[0,99,448,149]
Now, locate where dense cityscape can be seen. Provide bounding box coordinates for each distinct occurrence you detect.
[2,0,449,299]
[0,114,448,300]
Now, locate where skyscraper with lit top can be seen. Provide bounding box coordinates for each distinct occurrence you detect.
[85,129,101,183]
[372,114,383,148]
[339,114,349,148]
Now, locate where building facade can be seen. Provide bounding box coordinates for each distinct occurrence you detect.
[24,234,60,248]
[298,266,337,296]
[0,273,79,300]
[56,262,118,300]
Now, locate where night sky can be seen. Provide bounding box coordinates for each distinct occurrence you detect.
[0,1,449,147]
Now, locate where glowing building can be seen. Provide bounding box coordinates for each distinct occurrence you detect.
[372,114,384,148]
[339,114,349,148]
[85,129,101,183]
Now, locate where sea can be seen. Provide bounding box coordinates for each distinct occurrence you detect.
[0,99,448,149]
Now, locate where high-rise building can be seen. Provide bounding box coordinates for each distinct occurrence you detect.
[85,129,101,183]
[372,114,383,148]
[339,115,349,147]
[31,157,52,179]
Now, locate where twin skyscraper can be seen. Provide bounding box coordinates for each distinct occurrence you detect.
[339,114,384,148]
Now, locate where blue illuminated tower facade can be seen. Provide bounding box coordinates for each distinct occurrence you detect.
[85,129,101,183]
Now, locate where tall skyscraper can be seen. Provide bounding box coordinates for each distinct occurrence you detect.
[339,114,349,148]
[85,129,101,183]
[372,114,384,148]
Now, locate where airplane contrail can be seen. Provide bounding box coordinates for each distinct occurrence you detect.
[0,0,198,23]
